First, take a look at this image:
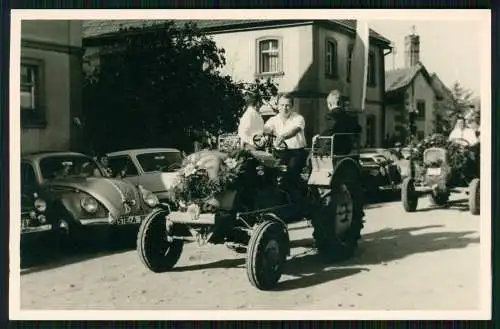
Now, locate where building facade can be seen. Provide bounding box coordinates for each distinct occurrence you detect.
[20,20,84,154]
[83,20,392,147]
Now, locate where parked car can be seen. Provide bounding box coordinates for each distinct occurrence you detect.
[359,150,402,195]
[106,148,184,203]
[20,190,53,246]
[362,148,401,162]
[21,151,159,246]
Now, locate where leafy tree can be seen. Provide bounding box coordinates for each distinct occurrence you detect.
[83,21,278,155]
[433,81,475,134]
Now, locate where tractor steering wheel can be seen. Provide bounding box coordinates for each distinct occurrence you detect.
[252,133,288,151]
[252,133,267,149]
[273,138,288,151]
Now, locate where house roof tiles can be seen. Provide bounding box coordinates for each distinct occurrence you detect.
[82,19,391,44]
[385,63,423,93]
[385,62,451,100]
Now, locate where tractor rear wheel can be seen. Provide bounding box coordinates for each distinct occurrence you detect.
[312,177,364,262]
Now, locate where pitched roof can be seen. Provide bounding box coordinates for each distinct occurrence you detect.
[385,64,422,93]
[385,62,446,100]
[332,19,391,44]
[82,19,391,44]
[430,73,453,100]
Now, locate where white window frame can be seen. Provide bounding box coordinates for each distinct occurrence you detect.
[256,37,284,76]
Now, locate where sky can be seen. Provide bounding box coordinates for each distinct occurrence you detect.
[369,20,483,96]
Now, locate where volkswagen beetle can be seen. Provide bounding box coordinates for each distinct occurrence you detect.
[21,151,159,248]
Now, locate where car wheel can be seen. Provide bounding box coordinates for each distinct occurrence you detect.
[52,207,83,253]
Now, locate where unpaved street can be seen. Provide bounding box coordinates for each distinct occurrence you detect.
[20,194,480,310]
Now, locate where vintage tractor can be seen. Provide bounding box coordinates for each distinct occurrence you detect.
[401,138,480,215]
[136,132,364,290]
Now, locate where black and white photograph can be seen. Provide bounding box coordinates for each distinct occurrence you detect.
[9,9,491,320]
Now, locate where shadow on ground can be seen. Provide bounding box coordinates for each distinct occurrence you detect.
[415,197,470,213]
[275,253,368,291]
[20,227,139,275]
[172,250,368,291]
[289,192,401,231]
[173,257,246,272]
[291,224,479,267]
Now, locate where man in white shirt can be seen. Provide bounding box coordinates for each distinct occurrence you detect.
[237,92,265,150]
[264,93,308,186]
[448,117,479,146]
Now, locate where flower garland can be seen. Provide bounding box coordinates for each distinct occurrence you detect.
[169,148,262,205]
[410,133,478,183]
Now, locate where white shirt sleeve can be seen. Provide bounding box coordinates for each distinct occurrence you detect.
[264,116,276,135]
[448,129,460,141]
[290,114,305,131]
[464,129,479,145]
[238,111,252,145]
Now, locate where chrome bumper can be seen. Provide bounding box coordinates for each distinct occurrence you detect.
[80,214,146,226]
[21,224,52,234]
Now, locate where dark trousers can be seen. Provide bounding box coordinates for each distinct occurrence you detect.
[278,148,308,185]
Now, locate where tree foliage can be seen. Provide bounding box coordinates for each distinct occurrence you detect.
[433,81,476,134]
[83,21,278,155]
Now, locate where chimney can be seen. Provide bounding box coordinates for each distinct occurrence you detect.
[404,26,420,68]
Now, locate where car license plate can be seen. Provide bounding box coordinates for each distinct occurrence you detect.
[117,216,143,225]
[427,167,441,176]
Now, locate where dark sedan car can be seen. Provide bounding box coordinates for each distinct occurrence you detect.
[359,150,402,196]
[21,151,159,247]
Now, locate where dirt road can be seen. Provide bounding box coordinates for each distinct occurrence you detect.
[19,194,481,310]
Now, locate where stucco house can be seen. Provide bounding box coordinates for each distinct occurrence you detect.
[21,20,84,154]
[82,19,392,147]
[384,29,448,144]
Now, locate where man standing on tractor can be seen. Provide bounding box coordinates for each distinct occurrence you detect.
[315,89,362,155]
[237,91,265,151]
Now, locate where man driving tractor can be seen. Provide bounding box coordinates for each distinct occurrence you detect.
[447,115,480,176]
[263,93,308,185]
[448,116,479,146]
